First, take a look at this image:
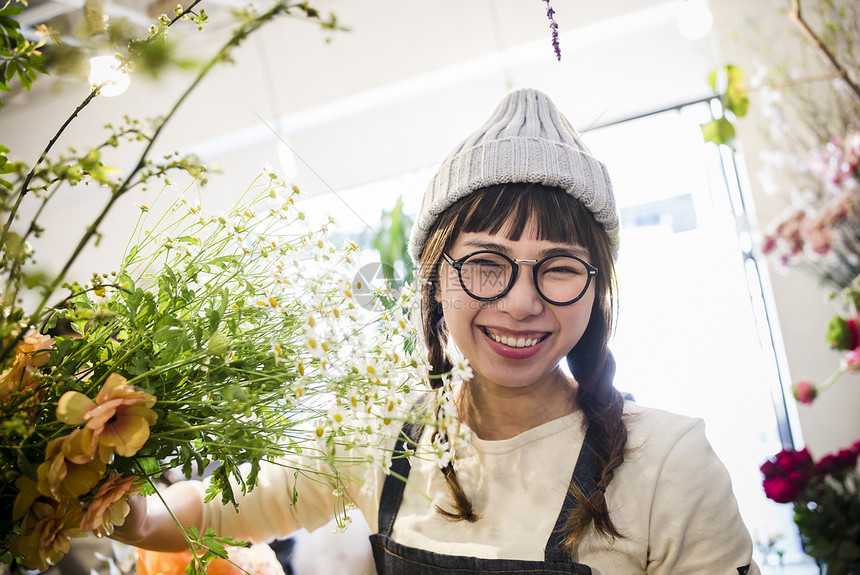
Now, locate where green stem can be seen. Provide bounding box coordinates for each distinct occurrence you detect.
[88,339,148,390]
[124,351,208,387]
[816,367,846,394]
[0,1,210,364]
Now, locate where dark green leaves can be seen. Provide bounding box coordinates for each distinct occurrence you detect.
[0,4,49,109]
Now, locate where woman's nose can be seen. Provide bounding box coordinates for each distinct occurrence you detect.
[498,268,544,319]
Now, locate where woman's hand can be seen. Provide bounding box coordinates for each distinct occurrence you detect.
[109,482,204,552]
[111,493,149,545]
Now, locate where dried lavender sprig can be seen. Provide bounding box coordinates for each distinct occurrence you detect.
[542,0,561,61]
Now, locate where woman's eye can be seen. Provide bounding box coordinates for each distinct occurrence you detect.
[544,266,579,275]
[472,259,505,268]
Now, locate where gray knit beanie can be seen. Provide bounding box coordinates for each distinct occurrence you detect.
[408,88,620,263]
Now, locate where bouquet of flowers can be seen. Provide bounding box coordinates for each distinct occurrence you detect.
[760,442,860,574]
[0,2,467,572]
[0,166,461,571]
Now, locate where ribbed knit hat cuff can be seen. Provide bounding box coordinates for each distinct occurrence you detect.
[408,137,620,262]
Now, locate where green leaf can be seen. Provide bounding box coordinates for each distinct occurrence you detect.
[726,85,749,117]
[725,64,744,86]
[0,5,24,17]
[701,117,736,147]
[202,540,227,559]
[707,68,719,91]
[135,457,161,476]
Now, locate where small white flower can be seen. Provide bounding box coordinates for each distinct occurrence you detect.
[328,403,348,432]
[449,346,473,382]
[271,341,284,365]
[432,437,452,469]
[303,328,326,359]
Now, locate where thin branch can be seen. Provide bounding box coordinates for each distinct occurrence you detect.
[789,0,860,103]
[28,2,301,324]
[0,86,101,250]
[1,0,207,245]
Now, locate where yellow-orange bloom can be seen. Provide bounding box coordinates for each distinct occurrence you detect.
[0,332,53,405]
[10,498,85,571]
[36,435,106,500]
[57,373,157,457]
[80,473,140,535]
[12,475,40,521]
[19,332,54,367]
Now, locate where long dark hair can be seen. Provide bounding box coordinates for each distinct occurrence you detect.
[416,182,626,552]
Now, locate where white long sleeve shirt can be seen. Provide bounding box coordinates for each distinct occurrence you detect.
[199,401,760,575]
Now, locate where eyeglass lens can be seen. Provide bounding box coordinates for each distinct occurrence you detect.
[456,252,592,303]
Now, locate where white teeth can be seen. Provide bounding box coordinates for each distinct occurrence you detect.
[486,330,542,348]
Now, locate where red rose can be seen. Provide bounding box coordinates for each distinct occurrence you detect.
[787,469,812,490]
[774,448,813,473]
[760,459,780,479]
[834,448,858,471]
[763,476,800,503]
[817,454,840,475]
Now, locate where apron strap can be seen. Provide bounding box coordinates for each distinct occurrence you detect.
[377,420,425,537]
[544,423,601,562]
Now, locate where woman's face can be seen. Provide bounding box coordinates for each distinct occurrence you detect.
[436,221,596,391]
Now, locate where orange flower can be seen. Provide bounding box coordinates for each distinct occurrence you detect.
[10,498,85,571]
[36,435,106,500]
[136,544,284,575]
[57,373,158,457]
[80,473,140,535]
[0,332,53,404]
[136,549,240,575]
[19,332,55,367]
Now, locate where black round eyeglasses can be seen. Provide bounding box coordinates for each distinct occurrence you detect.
[441,250,598,306]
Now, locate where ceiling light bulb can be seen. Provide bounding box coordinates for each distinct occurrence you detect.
[89,55,130,97]
[678,0,713,40]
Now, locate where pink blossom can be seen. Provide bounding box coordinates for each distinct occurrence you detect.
[761,235,777,255]
[793,379,818,405]
[807,228,832,256]
[841,349,860,373]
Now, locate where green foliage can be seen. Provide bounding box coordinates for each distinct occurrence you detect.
[701,64,749,148]
[793,471,860,574]
[183,526,248,575]
[373,196,415,288]
[0,2,49,109]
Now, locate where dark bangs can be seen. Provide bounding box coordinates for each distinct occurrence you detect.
[449,183,599,257]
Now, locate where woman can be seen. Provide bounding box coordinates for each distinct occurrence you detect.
[115,89,759,574]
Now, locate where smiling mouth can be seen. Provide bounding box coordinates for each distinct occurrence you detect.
[481,327,549,348]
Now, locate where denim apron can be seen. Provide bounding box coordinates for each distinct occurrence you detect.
[369,421,599,575]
